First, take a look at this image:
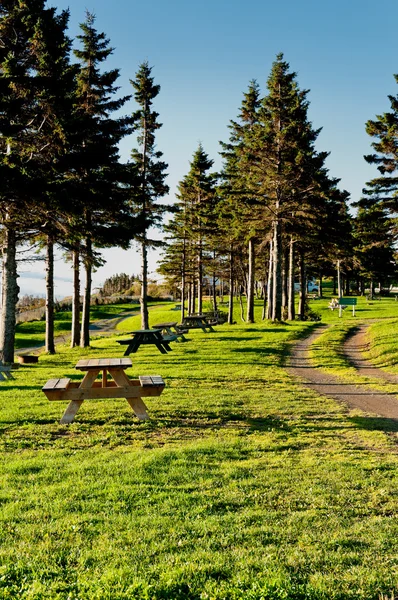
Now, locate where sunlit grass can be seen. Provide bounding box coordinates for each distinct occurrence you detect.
[1,301,398,598]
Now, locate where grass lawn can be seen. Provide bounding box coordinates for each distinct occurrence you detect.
[2,299,398,598]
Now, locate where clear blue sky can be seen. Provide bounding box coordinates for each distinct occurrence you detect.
[19,0,398,297]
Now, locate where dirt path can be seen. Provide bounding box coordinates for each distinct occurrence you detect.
[287,324,398,419]
[343,325,398,384]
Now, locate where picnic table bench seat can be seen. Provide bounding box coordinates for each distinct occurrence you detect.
[203,310,227,324]
[139,375,165,387]
[161,334,178,343]
[175,325,188,334]
[42,377,72,400]
[177,322,195,330]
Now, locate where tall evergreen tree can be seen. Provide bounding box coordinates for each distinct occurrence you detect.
[129,61,169,329]
[31,6,79,354]
[352,200,396,295]
[363,72,398,218]
[0,0,75,361]
[219,80,261,323]
[71,11,135,347]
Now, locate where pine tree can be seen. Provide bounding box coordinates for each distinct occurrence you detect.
[0,0,75,361]
[249,54,347,321]
[219,80,261,323]
[363,72,398,215]
[128,62,169,329]
[71,11,135,347]
[31,6,78,354]
[352,201,396,296]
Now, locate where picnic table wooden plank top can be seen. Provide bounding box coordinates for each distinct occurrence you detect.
[152,322,178,328]
[75,358,132,370]
[129,329,160,334]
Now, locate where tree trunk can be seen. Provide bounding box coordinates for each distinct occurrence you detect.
[333,275,337,296]
[197,239,203,315]
[228,247,234,325]
[191,280,196,314]
[70,249,80,348]
[318,272,323,299]
[238,285,245,322]
[45,238,55,354]
[272,219,282,321]
[246,237,255,323]
[287,237,295,321]
[298,251,306,320]
[261,281,267,320]
[370,279,375,299]
[188,281,193,315]
[80,234,92,347]
[212,266,217,312]
[140,237,149,329]
[181,242,186,322]
[337,260,342,298]
[0,227,19,364]
[266,239,273,320]
[282,245,289,315]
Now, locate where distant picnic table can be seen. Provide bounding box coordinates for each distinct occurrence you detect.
[152,322,188,342]
[180,314,216,333]
[117,329,175,355]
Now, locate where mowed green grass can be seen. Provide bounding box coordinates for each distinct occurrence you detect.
[2,302,398,598]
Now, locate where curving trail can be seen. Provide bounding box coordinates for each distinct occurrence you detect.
[287,324,398,419]
[343,325,398,384]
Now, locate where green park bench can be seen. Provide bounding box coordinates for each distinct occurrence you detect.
[338,297,357,317]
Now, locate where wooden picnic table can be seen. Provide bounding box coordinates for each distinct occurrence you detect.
[152,321,188,342]
[117,329,174,355]
[180,314,215,333]
[42,357,165,424]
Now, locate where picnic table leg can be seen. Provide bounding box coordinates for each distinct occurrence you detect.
[109,369,149,420]
[155,342,169,354]
[125,397,149,420]
[123,341,139,356]
[60,400,84,424]
[60,369,100,424]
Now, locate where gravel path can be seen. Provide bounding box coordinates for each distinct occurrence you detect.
[343,325,398,384]
[287,324,398,419]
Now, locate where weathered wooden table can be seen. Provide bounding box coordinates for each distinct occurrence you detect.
[152,321,187,342]
[117,329,173,355]
[180,314,215,333]
[42,357,165,424]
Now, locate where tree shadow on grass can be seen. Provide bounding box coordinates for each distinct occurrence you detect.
[231,346,282,356]
[144,410,292,433]
[240,327,291,334]
[35,410,292,436]
[218,336,263,342]
[349,415,398,432]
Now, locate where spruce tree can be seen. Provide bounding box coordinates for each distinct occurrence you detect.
[364,72,398,214]
[0,0,75,361]
[129,61,169,329]
[352,201,396,295]
[31,6,78,354]
[219,80,261,323]
[72,11,135,347]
